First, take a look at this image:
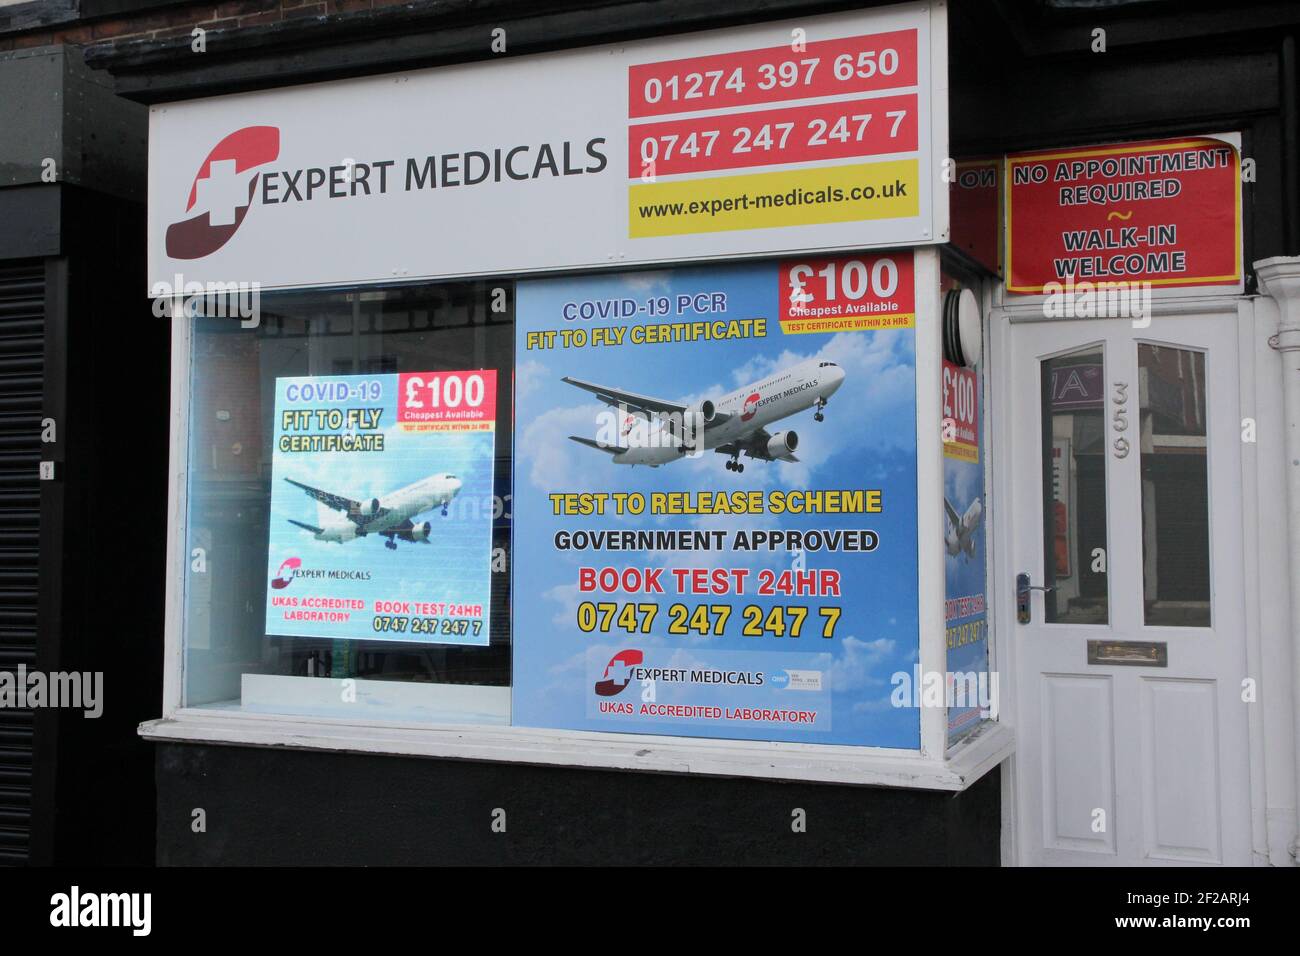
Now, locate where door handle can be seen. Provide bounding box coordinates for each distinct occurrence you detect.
[1016,572,1055,624]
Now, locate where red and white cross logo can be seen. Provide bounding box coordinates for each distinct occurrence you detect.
[194,159,251,227]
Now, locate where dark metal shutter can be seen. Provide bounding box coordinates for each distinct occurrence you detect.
[0,263,42,865]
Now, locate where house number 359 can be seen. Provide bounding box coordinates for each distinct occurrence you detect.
[1111,382,1130,459]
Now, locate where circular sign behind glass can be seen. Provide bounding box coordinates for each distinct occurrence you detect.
[956,287,982,368]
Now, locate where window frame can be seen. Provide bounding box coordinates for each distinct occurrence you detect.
[144,248,1013,790]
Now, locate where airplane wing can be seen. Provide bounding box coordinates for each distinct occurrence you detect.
[285,477,359,513]
[944,498,961,528]
[562,376,688,417]
[284,477,388,525]
[715,428,799,463]
[569,435,622,455]
[562,376,732,442]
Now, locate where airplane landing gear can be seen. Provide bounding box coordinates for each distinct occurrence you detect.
[384,539,397,550]
[441,505,449,516]
[814,396,827,422]
[725,455,745,473]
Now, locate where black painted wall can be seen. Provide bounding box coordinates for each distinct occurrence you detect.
[155,743,1000,866]
[41,186,166,866]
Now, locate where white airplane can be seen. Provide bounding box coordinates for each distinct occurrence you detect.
[564,358,845,473]
[944,496,983,560]
[284,473,463,550]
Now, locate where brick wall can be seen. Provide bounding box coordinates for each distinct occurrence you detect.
[0,0,409,52]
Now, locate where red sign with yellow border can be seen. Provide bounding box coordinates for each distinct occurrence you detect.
[1005,137,1241,293]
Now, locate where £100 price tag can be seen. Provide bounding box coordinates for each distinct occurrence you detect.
[398,370,497,429]
[778,252,915,334]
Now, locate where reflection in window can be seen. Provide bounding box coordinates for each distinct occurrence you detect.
[184,283,515,718]
[1041,347,1108,624]
[1138,345,1211,627]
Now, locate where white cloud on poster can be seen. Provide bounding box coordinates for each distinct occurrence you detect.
[620,271,674,293]
[828,634,896,693]
[544,581,582,629]
[515,358,548,402]
[521,402,611,493]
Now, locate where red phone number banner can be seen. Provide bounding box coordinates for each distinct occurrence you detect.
[1006,137,1241,293]
[778,251,914,334]
[628,29,918,118]
[627,93,918,179]
[397,370,497,432]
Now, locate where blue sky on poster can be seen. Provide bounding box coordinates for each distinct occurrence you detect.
[944,457,987,600]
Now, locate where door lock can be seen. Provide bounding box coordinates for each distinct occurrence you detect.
[1016,572,1055,624]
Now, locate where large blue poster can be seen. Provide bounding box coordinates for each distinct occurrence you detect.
[513,255,921,747]
[264,370,497,646]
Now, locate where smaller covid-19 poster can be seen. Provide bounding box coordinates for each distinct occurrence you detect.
[264,370,497,646]
[512,254,921,747]
[943,358,990,744]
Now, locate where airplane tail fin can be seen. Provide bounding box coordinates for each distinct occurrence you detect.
[288,518,324,535]
[569,435,622,455]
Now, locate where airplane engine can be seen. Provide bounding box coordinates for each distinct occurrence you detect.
[686,399,716,426]
[358,497,381,517]
[335,525,358,543]
[410,521,432,543]
[766,430,798,460]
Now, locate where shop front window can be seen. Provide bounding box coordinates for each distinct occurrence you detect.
[183,282,513,723]
[178,252,930,753]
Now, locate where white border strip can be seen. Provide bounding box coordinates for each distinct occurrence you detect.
[161,312,192,718]
[914,247,947,757]
[141,711,1012,790]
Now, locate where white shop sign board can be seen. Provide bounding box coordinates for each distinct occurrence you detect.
[147,1,946,293]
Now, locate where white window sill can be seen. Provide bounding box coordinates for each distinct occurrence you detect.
[139,710,1013,791]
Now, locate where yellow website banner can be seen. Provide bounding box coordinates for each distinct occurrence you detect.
[629,159,921,238]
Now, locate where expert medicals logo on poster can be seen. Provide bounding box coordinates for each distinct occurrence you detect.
[264,371,497,646]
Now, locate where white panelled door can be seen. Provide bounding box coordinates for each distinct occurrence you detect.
[1004,312,1252,865]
